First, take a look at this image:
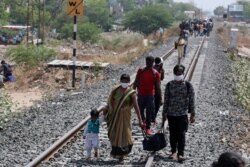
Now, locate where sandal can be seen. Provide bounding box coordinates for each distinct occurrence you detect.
[94,151,99,158]
[168,153,176,159]
[177,155,185,163]
[119,156,124,163]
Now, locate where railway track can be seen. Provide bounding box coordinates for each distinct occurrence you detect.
[26,36,205,167]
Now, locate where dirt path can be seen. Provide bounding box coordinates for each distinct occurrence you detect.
[7,87,44,112]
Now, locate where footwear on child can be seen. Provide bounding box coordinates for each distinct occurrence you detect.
[94,150,99,158]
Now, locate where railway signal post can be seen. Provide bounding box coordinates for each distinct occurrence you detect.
[67,0,84,87]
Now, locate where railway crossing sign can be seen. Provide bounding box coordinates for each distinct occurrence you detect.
[67,0,84,16]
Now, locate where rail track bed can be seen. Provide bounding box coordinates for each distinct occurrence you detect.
[39,36,204,167]
[1,29,249,167]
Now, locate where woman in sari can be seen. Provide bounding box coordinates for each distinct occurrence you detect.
[104,74,143,162]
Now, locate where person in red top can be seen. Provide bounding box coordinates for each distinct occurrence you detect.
[133,56,161,135]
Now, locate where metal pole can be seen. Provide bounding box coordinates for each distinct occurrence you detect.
[38,0,41,40]
[42,0,45,44]
[31,0,34,45]
[72,16,77,87]
[26,0,30,46]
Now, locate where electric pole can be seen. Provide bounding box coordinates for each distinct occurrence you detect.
[26,0,30,46]
[42,0,45,44]
[38,0,41,40]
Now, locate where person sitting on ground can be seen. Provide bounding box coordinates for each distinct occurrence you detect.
[212,152,246,167]
[0,60,13,82]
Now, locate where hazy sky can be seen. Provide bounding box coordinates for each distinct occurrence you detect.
[174,0,237,12]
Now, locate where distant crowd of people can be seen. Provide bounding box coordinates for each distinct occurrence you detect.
[179,18,214,37]
[175,18,214,64]
[0,30,26,45]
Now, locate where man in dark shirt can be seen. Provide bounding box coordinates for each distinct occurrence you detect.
[152,57,164,124]
[162,64,195,162]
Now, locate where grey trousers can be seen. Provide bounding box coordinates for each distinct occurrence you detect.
[0,75,4,87]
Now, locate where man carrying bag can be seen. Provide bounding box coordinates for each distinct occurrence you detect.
[162,64,195,163]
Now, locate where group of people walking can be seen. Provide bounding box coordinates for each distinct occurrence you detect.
[82,23,246,166]
[83,55,197,163]
[175,18,214,64]
[180,18,214,38]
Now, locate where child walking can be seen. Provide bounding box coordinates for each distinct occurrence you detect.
[83,108,104,159]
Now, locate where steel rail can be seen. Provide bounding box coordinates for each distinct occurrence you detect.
[144,36,206,167]
[185,37,206,81]
[25,105,104,167]
[25,47,176,167]
[162,47,175,60]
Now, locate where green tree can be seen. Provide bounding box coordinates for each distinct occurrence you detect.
[78,22,101,43]
[85,0,111,30]
[237,0,249,5]
[244,3,250,20]
[174,11,189,21]
[213,6,225,16]
[170,2,197,21]
[124,5,173,35]
[156,0,171,4]
[6,44,55,67]
[60,23,73,39]
[238,1,250,20]
[52,11,89,31]
[0,1,9,25]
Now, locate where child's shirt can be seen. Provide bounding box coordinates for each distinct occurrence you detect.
[84,115,104,136]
